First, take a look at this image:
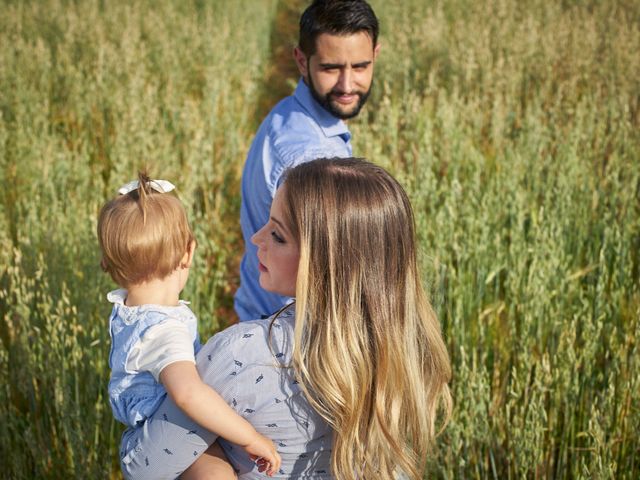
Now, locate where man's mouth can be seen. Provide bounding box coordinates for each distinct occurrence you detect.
[331,92,359,105]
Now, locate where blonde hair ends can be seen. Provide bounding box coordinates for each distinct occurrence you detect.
[281,158,452,480]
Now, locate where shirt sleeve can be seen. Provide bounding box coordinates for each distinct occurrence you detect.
[126,319,195,382]
[272,143,351,192]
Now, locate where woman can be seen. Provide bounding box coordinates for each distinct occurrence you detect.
[122,158,452,480]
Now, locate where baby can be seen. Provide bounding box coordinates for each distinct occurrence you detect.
[98,172,280,478]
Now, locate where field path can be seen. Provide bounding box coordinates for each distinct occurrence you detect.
[255,0,307,121]
[221,0,306,325]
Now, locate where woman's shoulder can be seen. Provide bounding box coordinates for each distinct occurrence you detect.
[206,313,295,362]
[194,311,298,408]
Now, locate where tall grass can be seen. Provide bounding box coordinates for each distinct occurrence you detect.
[1,0,638,478]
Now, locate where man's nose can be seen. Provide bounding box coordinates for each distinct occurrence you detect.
[336,68,352,93]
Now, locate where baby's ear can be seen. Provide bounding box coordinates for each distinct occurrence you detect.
[100,258,109,272]
[182,240,196,268]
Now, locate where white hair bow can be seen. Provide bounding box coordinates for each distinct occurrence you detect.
[118,179,176,195]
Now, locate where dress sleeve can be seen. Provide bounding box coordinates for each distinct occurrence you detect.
[127,320,195,382]
[120,330,239,480]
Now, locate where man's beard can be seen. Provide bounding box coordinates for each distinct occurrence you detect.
[307,74,372,120]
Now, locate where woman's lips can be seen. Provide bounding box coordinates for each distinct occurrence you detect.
[258,262,268,272]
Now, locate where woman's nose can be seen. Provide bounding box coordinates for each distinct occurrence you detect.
[251,225,266,247]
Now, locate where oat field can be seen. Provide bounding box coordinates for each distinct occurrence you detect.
[1,0,638,478]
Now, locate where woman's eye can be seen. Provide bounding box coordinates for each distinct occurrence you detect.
[271,231,285,244]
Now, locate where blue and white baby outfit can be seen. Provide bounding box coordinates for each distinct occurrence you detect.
[107,289,201,427]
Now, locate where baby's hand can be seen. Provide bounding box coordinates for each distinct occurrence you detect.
[244,433,281,477]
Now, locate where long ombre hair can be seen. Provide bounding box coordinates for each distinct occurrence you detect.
[280,158,452,480]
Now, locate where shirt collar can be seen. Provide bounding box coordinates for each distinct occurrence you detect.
[107,288,128,305]
[106,288,191,307]
[293,78,351,142]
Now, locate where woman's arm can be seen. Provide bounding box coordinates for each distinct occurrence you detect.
[159,361,280,475]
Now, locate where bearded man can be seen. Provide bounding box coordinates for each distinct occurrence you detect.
[236,0,380,321]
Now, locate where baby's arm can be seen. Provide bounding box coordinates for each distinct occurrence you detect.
[160,362,281,476]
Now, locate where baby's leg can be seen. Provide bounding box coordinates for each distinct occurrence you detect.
[181,441,236,480]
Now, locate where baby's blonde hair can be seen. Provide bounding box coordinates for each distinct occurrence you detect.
[97,172,195,287]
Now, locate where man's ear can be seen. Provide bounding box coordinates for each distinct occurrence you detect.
[293,46,309,78]
[373,42,381,61]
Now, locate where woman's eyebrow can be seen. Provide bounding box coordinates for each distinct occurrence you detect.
[271,216,288,232]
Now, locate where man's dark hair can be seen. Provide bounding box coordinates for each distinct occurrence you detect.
[299,0,379,56]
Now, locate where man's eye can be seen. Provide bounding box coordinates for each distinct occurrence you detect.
[271,231,285,244]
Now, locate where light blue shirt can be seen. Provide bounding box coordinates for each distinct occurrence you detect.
[236,79,352,321]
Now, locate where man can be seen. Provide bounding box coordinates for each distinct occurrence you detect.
[235,0,380,321]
